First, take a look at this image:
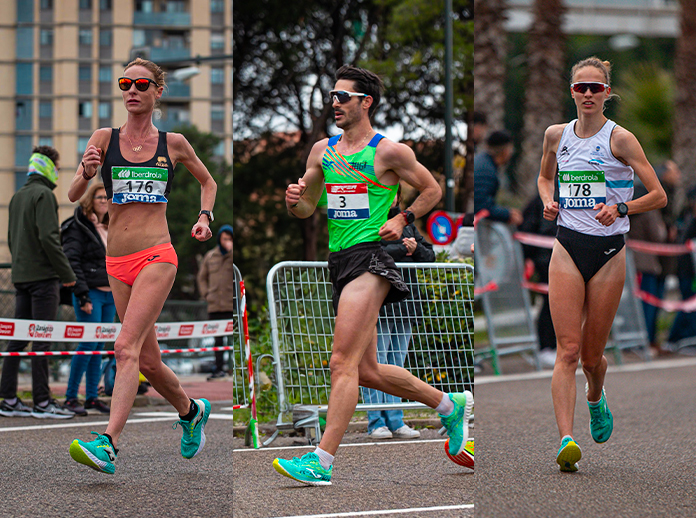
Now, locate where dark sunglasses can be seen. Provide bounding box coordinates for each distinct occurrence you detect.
[571,82,609,94]
[118,77,159,92]
[329,90,367,104]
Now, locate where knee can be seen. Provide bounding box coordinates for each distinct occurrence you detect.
[329,353,355,378]
[113,341,138,367]
[556,342,581,366]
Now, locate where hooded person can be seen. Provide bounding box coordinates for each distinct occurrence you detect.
[0,146,77,419]
[196,224,235,379]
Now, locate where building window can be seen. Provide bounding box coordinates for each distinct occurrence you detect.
[16,63,33,95]
[211,0,224,13]
[100,0,112,9]
[39,101,52,118]
[135,0,154,13]
[211,32,224,51]
[79,65,92,82]
[79,29,93,46]
[78,137,90,154]
[40,65,52,82]
[213,140,224,156]
[79,0,92,8]
[100,30,112,46]
[79,101,93,118]
[99,66,112,82]
[40,30,54,46]
[211,103,224,121]
[17,28,34,59]
[16,136,33,167]
[166,1,186,13]
[133,30,146,47]
[211,68,224,84]
[98,102,111,119]
[17,0,33,22]
[38,136,53,147]
[40,0,53,7]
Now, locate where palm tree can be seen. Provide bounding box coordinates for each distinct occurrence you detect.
[673,0,696,193]
[473,0,507,131]
[516,0,566,202]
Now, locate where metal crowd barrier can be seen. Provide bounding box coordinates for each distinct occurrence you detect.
[265,260,473,445]
[474,220,541,374]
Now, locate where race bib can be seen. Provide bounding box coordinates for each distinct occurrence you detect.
[558,170,606,209]
[326,183,369,220]
[111,166,168,204]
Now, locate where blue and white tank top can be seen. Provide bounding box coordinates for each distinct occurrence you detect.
[556,119,633,236]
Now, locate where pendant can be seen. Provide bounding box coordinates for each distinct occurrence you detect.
[132,145,142,152]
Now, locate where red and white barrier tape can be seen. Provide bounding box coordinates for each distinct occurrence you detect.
[474,281,498,296]
[0,345,234,358]
[0,318,234,343]
[522,280,549,295]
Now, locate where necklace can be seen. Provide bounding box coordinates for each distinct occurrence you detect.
[121,125,151,152]
[341,129,372,155]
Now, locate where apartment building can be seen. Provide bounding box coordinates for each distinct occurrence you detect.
[0,0,232,260]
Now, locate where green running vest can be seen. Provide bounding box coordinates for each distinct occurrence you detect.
[321,133,399,252]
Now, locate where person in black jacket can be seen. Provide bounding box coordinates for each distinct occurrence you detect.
[363,191,436,440]
[61,182,116,416]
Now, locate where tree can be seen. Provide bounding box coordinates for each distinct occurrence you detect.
[473,0,507,131]
[516,0,566,202]
[673,0,696,190]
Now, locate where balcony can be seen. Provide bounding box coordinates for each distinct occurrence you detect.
[133,11,190,27]
[154,118,191,133]
[150,47,191,62]
[163,81,190,98]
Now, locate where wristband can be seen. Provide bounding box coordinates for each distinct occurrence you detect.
[81,161,96,181]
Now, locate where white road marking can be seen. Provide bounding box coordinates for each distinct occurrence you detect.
[135,412,235,420]
[232,437,476,453]
[269,504,474,518]
[475,357,696,385]
[0,416,172,433]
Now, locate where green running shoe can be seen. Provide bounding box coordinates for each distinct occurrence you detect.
[439,391,474,456]
[273,452,332,486]
[586,384,613,443]
[174,398,211,459]
[69,432,117,474]
[556,436,581,472]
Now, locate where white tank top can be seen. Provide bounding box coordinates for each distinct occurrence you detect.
[556,119,633,236]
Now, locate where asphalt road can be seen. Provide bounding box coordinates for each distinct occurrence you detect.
[232,429,474,518]
[475,357,696,518]
[0,405,235,518]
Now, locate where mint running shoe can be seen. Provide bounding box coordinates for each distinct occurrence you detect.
[586,383,613,443]
[439,391,474,456]
[273,452,332,486]
[556,436,582,472]
[174,398,211,459]
[69,432,117,474]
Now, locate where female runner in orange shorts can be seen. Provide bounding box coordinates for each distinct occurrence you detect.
[67,58,217,474]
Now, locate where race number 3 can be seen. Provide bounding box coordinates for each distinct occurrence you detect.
[558,170,606,209]
[326,183,370,220]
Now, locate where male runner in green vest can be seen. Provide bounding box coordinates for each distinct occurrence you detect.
[272,65,473,485]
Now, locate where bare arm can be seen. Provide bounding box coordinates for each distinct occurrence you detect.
[538,124,565,221]
[377,142,442,240]
[68,128,111,202]
[285,140,327,219]
[170,133,218,241]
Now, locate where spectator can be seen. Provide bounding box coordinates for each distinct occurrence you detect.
[61,182,116,415]
[363,191,435,440]
[197,224,235,380]
[472,111,488,152]
[519,195,557,367]
[474,130,523,226]
[628,183,669,356]
[0,146,77,419]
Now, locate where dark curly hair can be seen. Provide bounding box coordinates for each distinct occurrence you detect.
[335,65,384,118]
[32,146,59,164]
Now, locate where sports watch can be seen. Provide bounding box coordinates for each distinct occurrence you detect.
[401,210,415,225]
[616,203,629,218]
[198,210,214,224]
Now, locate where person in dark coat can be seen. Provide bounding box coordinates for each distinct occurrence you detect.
[61,182,116,415]
[363,191,435,440]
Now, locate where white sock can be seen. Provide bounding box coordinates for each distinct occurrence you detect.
[314,447,334,470]
[5,397,17,406]
[36,400,49,408]
[435,393,454,416]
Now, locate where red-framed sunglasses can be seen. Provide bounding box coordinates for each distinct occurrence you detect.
[571,82,609,94]
[118,77,159,92]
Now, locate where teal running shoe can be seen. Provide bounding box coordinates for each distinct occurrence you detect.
[586,384,613,443]
[556,436,581,472]
[174,398,211,459]
[273,452,333,486]
[439,391,474,456]
[69,432,117,474]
